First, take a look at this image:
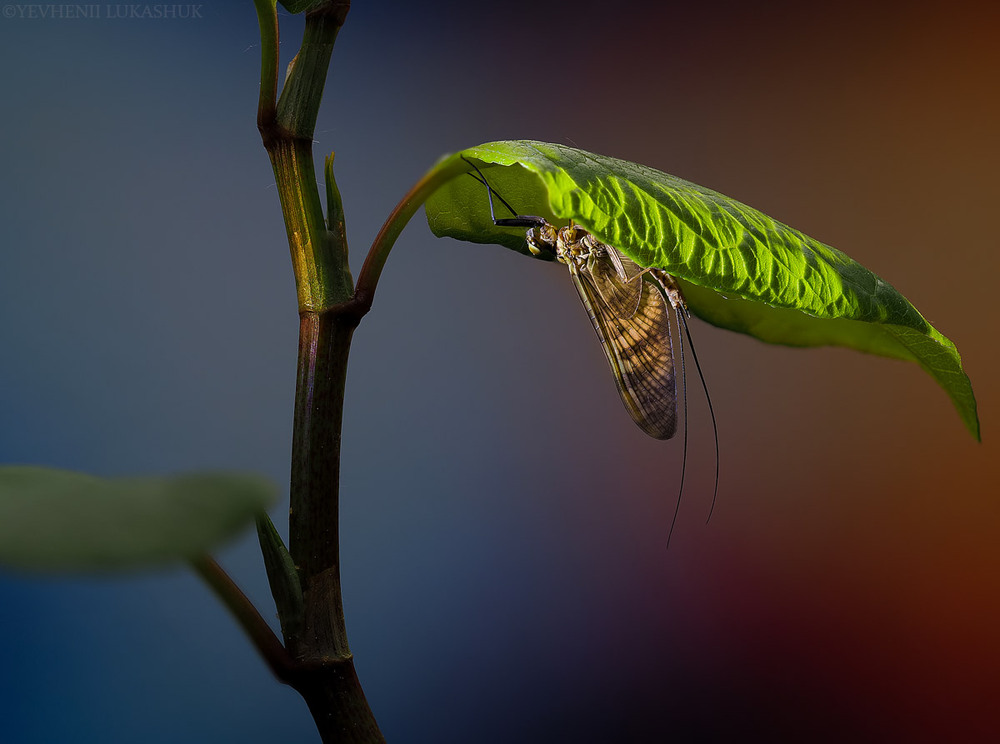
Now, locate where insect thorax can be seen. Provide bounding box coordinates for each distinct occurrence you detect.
[526,222,606,268]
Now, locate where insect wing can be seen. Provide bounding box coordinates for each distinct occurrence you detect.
[586,248,643,320]
[571,256,678,439]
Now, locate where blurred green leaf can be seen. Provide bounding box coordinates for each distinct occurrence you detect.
[0,467,277,572]
[425,140,979,440]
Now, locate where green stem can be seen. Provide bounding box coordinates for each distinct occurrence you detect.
[253,3,383,742]
[294,663,385,744]
[251,0,278,130]
[287,308,384,741]
[270,137,352,310]
[192,553,382,743]
[260,1,352,311]
[288,309,354,661]
[277,3,349,140]
[354,154,470,312]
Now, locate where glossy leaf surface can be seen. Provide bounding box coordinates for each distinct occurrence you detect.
[425,140,979,439]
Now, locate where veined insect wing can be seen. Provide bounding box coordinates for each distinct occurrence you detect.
[573,257,680,440]
[585,245,643,320]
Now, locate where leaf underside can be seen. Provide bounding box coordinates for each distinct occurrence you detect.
[424,140,979,440]
[0,467,277,572]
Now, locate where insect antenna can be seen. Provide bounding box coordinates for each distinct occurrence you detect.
[461,156,545,229]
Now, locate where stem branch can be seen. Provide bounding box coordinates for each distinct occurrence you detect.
[354,155,470,311]
[190,555,295,682]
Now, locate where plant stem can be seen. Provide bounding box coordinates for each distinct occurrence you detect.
[287,309,383,742]
[251,0,278,128]
[294,662,385,744]
[270,136,352,310]
[288,309,354,661]
[253,2,384,741]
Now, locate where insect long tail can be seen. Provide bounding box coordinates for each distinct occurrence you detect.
[678,312,720,523]
[666,307,689,549]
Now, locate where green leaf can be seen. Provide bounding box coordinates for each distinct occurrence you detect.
[424,140,980,440]
[0,467,277,572]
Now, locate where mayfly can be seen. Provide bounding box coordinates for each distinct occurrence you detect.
[463,158,719,538]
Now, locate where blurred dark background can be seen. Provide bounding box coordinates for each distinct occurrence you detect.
[1,1,997,741]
